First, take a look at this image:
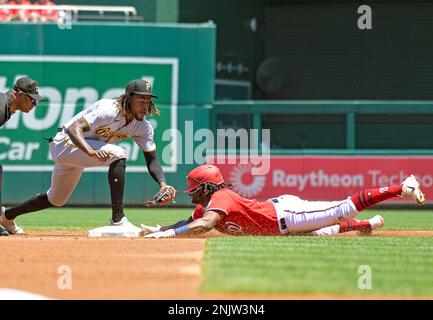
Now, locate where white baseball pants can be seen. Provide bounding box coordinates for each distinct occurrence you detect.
[270,195,359,234]
[46,132,128,207]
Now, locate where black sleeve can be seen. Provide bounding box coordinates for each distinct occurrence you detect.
[0,100,7,127]
[143,150,166,184]
[160,216,194,231]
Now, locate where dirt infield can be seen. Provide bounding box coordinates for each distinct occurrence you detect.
[1,230,433,300]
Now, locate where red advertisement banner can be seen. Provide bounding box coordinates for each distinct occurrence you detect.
[212,156,433,203]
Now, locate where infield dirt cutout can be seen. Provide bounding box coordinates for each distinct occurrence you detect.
[1,230,433,300]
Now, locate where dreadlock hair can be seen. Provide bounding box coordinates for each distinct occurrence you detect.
[200,182,233,196]
[115,94,161,123]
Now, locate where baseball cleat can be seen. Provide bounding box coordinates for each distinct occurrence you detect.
[111,216,137,228]
[0,207,24,235]
[0,226,9,236]
[401,174,425,205]
[357,215,385,236]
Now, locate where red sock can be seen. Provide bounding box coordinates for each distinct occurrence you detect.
[339,218,371,233]
[350,185,403,212]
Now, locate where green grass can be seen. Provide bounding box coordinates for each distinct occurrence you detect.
[16,207,192,230]
[16,208,433,231]
[199,209,433,296]
[356,210,433,231]
[201,236,433,296]
[14,207,433,296]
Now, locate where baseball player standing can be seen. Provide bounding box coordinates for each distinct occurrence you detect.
[0,76,45,236]
[0,79,175,234]
[142,164,425,238]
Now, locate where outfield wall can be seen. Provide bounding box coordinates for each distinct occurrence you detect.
[211,101,433,205]
[1,23,432,206]
[213,155,433,205]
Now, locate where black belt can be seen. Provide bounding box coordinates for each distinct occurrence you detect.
[270,198,288,231]
[45,127,64,143]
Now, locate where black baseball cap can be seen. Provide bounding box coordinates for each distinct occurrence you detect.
[13,77,45,100]
[125,79,158,98]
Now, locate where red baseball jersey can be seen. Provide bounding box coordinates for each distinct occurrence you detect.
[191,188,280,235]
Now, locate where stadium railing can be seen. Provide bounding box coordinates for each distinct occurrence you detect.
[0,4,139,22]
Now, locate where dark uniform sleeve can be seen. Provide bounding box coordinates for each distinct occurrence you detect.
[0,93,9,127]
[143,150,166,184]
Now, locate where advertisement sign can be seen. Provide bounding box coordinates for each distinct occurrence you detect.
[215,156,433,203]
[0,55,178,172]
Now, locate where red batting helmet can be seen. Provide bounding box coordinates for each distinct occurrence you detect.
[184,164,224,193]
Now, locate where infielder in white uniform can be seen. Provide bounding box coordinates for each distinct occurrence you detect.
[0,79,175,234]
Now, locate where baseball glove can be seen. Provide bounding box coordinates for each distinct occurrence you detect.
[143,185,177,207]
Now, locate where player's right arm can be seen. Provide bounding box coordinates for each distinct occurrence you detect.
[144,210,224,238]
[160,216,194,231]
[140,216,193,236]
[66,117,111,162]
[140,204,203,235]
[185,211,223,234]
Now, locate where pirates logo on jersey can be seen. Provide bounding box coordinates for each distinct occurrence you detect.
[95,127,128,141]
[95,127,110,134]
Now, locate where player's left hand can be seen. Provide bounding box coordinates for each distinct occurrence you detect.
[140,224,161,236]
[143,185,177,207]
[144,229,175,238]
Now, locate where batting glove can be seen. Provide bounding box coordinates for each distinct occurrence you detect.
[140,224,161,236]
[144,229,176,238]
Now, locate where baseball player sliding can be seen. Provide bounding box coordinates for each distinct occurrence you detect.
[0,79,176,234]
[141,164,425,238]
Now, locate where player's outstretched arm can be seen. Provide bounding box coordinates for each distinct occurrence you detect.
[140,216,194,236]
[142,150,176,206]
[143,150,165,185]
[144,211,223,238]
[161,216,194,231]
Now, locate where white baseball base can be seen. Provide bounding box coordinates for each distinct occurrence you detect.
[88,225,141,238]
